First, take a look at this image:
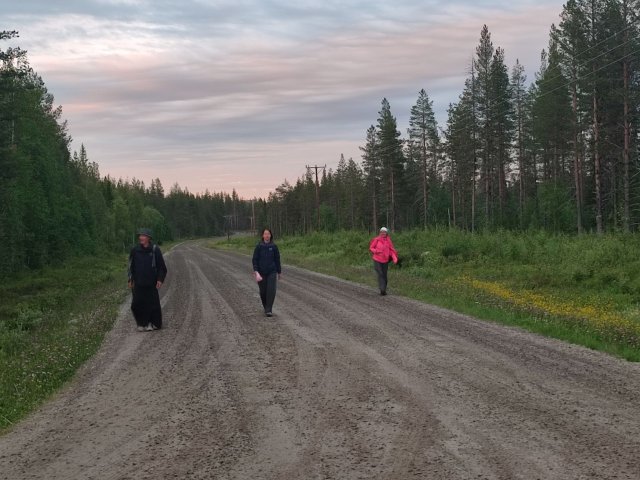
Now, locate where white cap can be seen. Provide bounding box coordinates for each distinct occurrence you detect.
[380,227,388,232]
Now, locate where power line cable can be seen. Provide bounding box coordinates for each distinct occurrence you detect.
[444,16,640,138]
[444,43,640,139]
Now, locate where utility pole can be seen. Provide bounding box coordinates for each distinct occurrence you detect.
[306,164,326,230]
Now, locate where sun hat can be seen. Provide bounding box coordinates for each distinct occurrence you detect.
[136,228,153,239]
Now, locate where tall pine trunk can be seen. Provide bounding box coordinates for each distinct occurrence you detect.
[389,167,395,231]
[593,79,603,234]
[372,181,378,232]
[422,133,428,229]
[498,131,507,223]
[517,92,525,229]
[572,77,583,233]
[484,138,490,226]
[623,59,630,232]
[590,0,603,234]
[622,2,631,232]
[451,173,457,227]
[471,67,478,232]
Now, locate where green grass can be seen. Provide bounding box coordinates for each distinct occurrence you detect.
[213,229,640,361]
[0,252,130,432]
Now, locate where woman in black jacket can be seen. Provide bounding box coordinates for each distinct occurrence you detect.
[252,228,281,317]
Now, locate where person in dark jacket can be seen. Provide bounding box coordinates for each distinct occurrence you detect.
[252,228,281,317]
[128,228,168,331]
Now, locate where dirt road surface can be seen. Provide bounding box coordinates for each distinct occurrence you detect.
[1,241,639,479]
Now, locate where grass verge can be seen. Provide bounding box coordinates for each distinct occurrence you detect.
[213,230,640,362]
[0,253,130,432]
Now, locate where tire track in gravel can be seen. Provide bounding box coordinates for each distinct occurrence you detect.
[1,241,639,479]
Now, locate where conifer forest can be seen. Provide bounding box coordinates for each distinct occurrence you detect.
[1,0,639,274]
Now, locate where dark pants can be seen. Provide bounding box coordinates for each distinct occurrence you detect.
[131,286,162,329]
[374,261,389,293]
[258,272,278,313]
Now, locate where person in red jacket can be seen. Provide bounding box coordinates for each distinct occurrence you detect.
[369,227,398,296]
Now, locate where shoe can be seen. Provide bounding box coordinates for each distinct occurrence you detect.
[380,290,387,296]
[137,326,145,332]
[145,323,153,331]
[265,312,273,317]
[152,325,160,330]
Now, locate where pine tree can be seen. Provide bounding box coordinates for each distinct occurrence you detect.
[408,89,440,228]
[619,0,640,231]
[361,125,381,230]
[474,25,495,227]
[345,157,364,229]
[511,59,530,226]
[445,75,480,230]
[531,40,574,231]
[532,41,572,182]
[376,98,404,230]
[489,47,514,224]
[555,3,588,232]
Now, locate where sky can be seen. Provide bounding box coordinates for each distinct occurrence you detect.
[3,0,565,198]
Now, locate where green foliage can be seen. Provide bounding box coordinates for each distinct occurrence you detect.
[218,229,640,360]
[258,2,640,237]
[0,254,127,430]
[0,34,249,274]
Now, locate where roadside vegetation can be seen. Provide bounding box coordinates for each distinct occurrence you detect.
[0,254,128,431]
[3,0,640,431]
[215,230,640,362]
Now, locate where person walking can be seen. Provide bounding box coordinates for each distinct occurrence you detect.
[128,228,168,331]
[252,228,281,317]
[369,227,398,296]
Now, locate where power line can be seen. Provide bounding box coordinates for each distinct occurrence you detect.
[444,16,640,138]
[444,42,640,140]
[354,13,640,166]
[533,45,640,112]
[306,164,326,229]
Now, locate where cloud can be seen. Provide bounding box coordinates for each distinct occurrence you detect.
[3,0,563,197]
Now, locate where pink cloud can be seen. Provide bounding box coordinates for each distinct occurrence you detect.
[7,1,562,198]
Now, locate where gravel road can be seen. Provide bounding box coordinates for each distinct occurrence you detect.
[1,241,639,480]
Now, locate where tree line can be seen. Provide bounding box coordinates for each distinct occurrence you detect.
[0,31,253,274]
[264,0,640,235]
[2,0,639,273]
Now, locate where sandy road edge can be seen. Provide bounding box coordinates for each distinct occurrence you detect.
[0,244,184,437]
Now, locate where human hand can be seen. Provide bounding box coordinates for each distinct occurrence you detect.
[156,281,163,289]
[128,280,133,289]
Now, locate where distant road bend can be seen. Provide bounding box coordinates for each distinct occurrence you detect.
[1,241,639,479]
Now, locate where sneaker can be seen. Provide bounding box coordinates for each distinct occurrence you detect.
[152,324,160,330]
[265,312,273,317]
[145,323,154,331]
[137,326,145,332]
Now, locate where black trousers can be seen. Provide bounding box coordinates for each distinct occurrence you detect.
[131,285,162,329]
[374,261,389,293]
[258,272,278,313]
